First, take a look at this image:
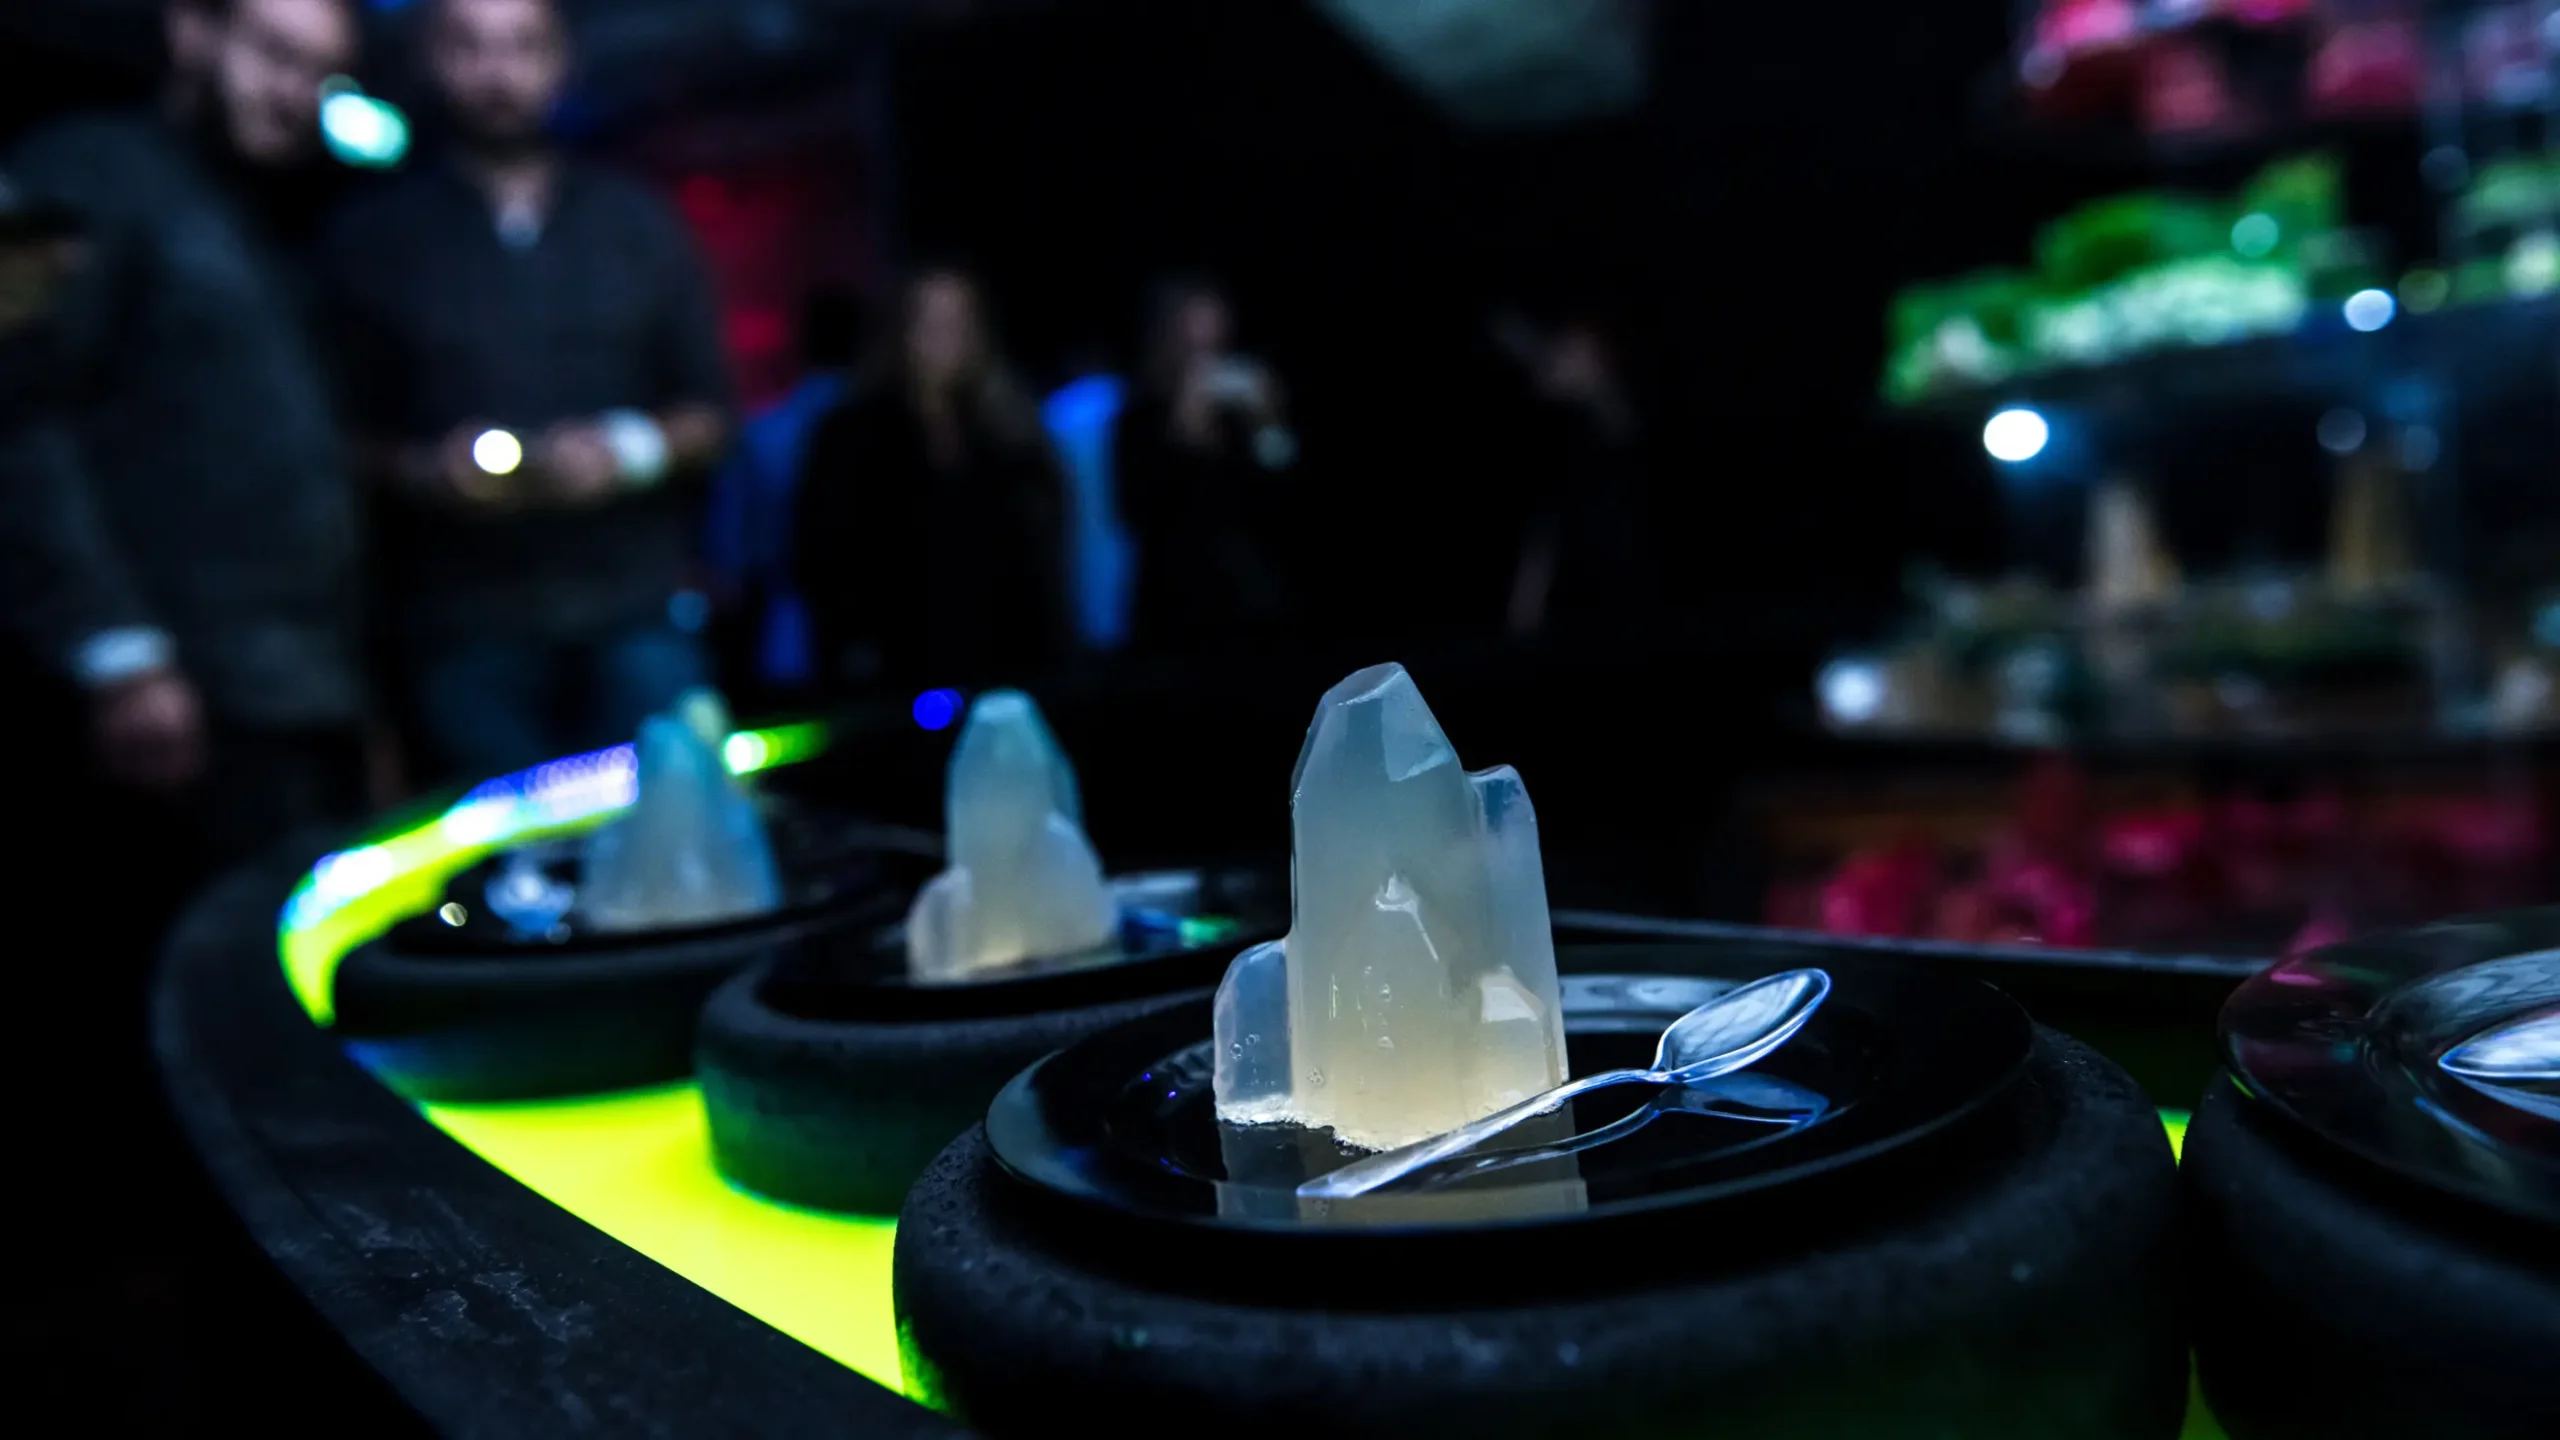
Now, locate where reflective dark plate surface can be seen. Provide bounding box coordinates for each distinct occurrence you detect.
[987,943,2034,1235]
[386,799,943,956]
[754,867,1288,1022]
[2222,908,2560,1227]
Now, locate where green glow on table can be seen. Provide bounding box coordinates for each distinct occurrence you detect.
[275,722,917,1398]
[274,743,2220,1425]
[420,1084,904,1391]
[2160,1108,2191,1163]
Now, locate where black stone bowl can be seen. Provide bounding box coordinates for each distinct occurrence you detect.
[333,798,943,1101]
[697,867,1287,1216]
[893,940,2190,1439]
[2191,910,2560,1439]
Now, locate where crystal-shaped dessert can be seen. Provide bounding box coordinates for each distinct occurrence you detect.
[580,703,781,932]
[905,690,1117,981]
[1214,663,1569,1152]
[674,686,735,754]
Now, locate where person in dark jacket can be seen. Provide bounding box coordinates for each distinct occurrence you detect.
[792,267,1070,698]
[323,0,732,785]
[1113,277,1298,660]
[0,0,367,861]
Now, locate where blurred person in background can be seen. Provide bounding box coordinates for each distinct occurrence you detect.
[325,0,730,785]
[703,285,864,697]
[0,0,369,870]
[0,3,369,1416]
[793,266,1070,698]
[1114,276,1298,661]
[1492,305,1653,639]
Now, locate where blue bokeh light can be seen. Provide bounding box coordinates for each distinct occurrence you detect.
[2343,288,2397,333]
[913,688,964,731]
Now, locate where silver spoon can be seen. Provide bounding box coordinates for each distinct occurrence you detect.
[1405,1072,1831,1192]
[1298,968,1832,1200]
[2441,1009,2560,1122]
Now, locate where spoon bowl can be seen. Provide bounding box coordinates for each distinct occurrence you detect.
[1659,969,1833,1077]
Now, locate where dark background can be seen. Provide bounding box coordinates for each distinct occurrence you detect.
[0,0,2459,645]
[0,0,2129,647]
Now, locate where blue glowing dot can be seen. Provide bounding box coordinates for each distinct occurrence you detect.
[1042,375,1126,435]
[913,688,964,730]
[2343,288,2396,332]
[1982,407,2049,463]
[1818,658,1887,724]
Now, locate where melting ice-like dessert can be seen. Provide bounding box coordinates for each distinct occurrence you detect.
[1213,663,1569,1153]
[581,691,782,932]
[905,690,1117,981]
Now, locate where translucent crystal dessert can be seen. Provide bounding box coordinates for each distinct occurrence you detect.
[582,696,782,932]
[1214,663,1570,1152]
[905,690,1117,981]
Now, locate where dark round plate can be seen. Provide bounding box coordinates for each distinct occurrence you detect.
[986,942,2034,1235]
[755,867,1288,1023]
[2221,908,2560,1228]
[383,798,943,957]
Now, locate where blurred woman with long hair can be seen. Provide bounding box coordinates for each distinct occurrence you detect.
[1114,275,1297,659]
[791,267,1070,695]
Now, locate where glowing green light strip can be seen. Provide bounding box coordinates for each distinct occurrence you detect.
[279,723,828,1026]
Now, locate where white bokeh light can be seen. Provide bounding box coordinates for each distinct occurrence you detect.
[1819,658,1887,725]
[1982,407,2050,463]
[473,428,523,475]
[2342,288,2396,333]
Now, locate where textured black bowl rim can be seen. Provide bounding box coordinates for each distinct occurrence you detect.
[985,941,2035,1240]
[750,866,1287,1023]
[2220,906,2560,1228]
[380,803,943,960]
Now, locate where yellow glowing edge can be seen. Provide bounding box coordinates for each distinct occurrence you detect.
[275,739,2211,1422]
[417,1085,904,1391]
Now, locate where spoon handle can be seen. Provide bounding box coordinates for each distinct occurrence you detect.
[1418,1091,1675,1187]
[1296,1067,1653,1200]
[1422,1088,1818,1190]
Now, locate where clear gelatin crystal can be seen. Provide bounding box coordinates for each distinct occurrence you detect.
[1213,663,1569,1151]
[906,690,1117,981]
[581,705,781,932]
